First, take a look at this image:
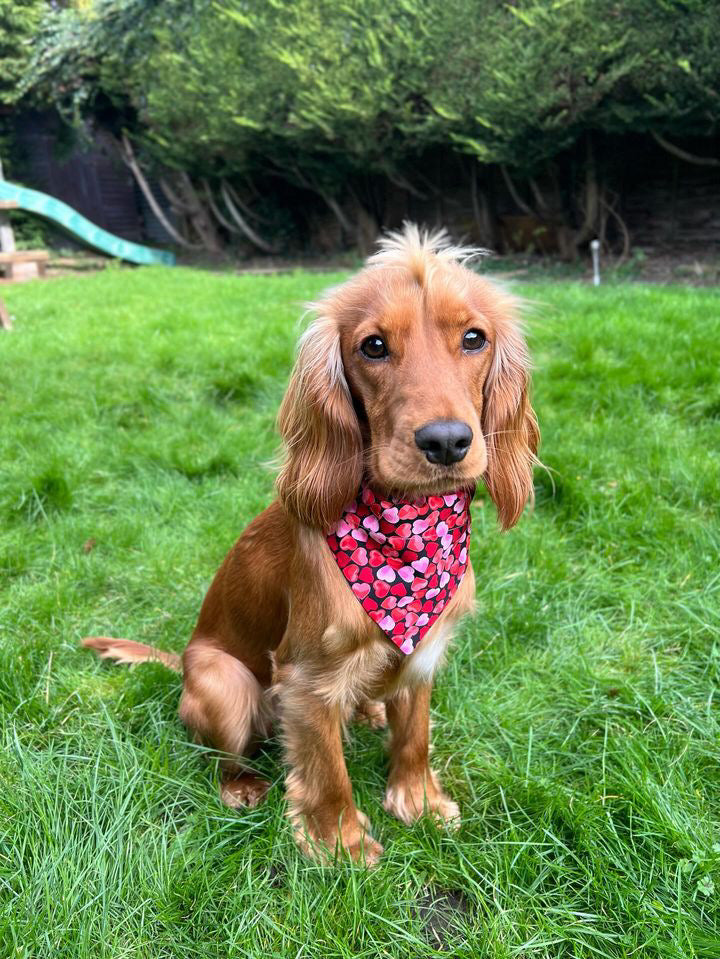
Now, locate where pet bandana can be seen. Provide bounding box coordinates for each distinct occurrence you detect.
[326,486,472,655]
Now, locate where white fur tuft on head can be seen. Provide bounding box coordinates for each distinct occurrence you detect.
[368,222,488,286]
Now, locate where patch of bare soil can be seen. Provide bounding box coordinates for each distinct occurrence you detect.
[416,887,471,949]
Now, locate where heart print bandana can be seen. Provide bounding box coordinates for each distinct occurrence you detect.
[326,486,472,655]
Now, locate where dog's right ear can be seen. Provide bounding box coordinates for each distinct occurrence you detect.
[276,313,363,529]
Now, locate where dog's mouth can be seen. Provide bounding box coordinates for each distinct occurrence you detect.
[365,454,484,500]
[373,472,479,500]
[364,428,487,500]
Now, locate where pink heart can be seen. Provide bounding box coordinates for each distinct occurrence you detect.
[351,547,368,565]
[412,556,429,574]
[397,595,414,607]
[383,507,399,523]
[443,494,457,506]
[412,518,430,535]
[351,527,368,542]
[363,515,379,532]
[379,614,396,631]
[336,519,352,536]
[352,582,370,600]
[377,565,396,583]
[398,565,415,583]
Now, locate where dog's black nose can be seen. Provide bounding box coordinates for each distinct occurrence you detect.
[414,420,473,466]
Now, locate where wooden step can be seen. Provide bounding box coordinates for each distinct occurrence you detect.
[0,250,49,263]
[0,249,49,281]
[0,200,19,210]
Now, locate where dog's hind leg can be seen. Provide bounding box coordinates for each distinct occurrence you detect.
[179,640,274,808]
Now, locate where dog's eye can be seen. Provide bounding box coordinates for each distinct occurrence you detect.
[360,335,388,360]
[462,329,487,352]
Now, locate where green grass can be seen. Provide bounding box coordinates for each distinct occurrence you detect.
[1,267,720,958]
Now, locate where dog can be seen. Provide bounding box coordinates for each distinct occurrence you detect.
[84,224,538,865]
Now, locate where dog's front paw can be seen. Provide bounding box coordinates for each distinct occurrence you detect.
[293,807,384,866]
[384,771,460,829]
[339,827,385,867]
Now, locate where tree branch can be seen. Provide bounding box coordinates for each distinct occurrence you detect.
[600,193,631,263]
[202,180,240,234]
[288,164,354,234]
[385,169,427,200]
[225,180,273,224]
[652,132,720,167]
[500,165,537,217]
[158,176,195,215]
[220,180,276,253]
[120,134,199,249]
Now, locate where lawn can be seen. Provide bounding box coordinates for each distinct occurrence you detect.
[1,266,720,959]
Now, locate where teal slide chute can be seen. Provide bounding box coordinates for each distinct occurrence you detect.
[0,179,175,266]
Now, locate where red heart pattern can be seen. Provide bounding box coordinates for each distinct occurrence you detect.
[327,486,471,655]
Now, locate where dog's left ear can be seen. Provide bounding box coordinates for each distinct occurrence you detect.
[481,316,539,530]
[276,313,363,529]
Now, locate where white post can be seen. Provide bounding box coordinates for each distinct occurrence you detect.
[591,238,601,286]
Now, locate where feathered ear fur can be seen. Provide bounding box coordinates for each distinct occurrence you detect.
[276,313,362,529]
[482,317,539,530]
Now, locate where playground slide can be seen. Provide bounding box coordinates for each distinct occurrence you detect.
[0,179,175,267]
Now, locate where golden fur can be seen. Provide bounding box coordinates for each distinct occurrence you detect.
[83,224,538,865]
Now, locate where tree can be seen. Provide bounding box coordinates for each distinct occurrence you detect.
[0,0,45,107]
[17,0,720,256]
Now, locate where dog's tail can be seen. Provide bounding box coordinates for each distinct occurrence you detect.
[82,636,182,673]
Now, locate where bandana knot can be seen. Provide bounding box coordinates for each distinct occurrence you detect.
[326,485,472,655]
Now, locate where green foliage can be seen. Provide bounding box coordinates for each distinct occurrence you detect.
[431,0,720,170]
[20,0,720,186]
[0,0,45,106]
[139,0,436,177]
[1,269,720,956]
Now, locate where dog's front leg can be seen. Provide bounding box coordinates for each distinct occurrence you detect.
[277,664,383,865]
[384,683,460,827]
